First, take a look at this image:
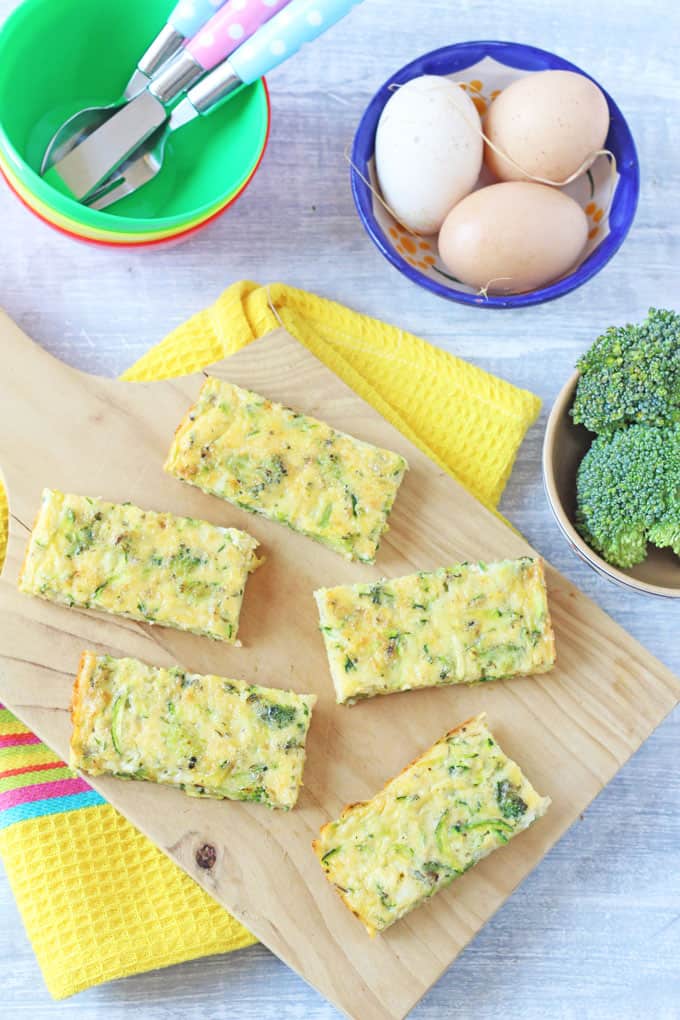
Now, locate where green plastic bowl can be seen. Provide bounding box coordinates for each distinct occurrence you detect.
[0,0,270,235]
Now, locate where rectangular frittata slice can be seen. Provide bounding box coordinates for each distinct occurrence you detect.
[71,652,316,809]
[313,713,550,934]
[164,377,408,563]
[314,557,555,703]
[18,490,260,643]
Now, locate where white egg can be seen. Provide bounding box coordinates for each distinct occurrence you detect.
[375,75,483,235]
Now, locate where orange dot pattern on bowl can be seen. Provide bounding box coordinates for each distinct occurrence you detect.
[391,225,437,270]
[458,78,489,115]
[585,201,606,240]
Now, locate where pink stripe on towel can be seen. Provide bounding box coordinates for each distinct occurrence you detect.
[0,776,91,811]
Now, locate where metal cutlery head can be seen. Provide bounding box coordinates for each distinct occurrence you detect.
[82,69,243,212]
[85,127,168,211]
[41,106,117,175]
[47,90,170,201]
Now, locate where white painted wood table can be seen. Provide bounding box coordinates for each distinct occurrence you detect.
[0,0,678,1016]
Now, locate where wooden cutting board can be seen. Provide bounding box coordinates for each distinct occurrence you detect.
[0,311,678,1020]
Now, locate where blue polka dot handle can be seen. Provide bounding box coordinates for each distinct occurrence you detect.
[169,0,230,38]
[228,0,365,86]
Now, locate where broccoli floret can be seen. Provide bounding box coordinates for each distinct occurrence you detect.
[496,780,527,820]
[571,308,680,434]
[575,424,680,567]
[648,520,680,558]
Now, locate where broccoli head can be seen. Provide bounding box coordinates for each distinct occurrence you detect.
[571,308,680,434]
[575,423,680,568]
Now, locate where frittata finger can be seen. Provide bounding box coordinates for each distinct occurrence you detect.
[315,557,555,703]
[18,489,260,643]
[313,713,550,934]
[165,377,408,564]
[71,652,316,810]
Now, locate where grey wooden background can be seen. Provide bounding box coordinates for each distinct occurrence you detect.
[1,0,678,1017]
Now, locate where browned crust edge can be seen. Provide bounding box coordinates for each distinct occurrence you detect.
[162,378,212,476]
[69,650,98,767]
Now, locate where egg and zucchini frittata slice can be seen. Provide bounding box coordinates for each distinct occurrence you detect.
[18,490,260,643]
[315,556,555,703]
[71,652,316,809]
[164,377,408,564]
[313,713,550,934]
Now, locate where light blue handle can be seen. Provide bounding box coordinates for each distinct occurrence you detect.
[229,0,364,85]
[169,0,229,38]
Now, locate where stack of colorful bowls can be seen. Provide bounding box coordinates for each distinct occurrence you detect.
[0,0,271,248]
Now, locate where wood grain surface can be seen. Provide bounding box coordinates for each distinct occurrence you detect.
[1,0,679,1017]
[0,313,678,1019]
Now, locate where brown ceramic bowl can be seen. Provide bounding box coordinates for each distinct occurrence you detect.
[542,372,680,598]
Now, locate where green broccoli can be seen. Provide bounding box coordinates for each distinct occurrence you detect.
[575,423,680,568]
[571,308,680,434]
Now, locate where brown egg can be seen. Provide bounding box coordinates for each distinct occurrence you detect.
[438,182,588,294]
[484,70,610,183]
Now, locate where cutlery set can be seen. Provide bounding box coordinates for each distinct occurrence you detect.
[43,0,363,209]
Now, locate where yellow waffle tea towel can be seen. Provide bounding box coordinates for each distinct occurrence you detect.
[0,281,540,999]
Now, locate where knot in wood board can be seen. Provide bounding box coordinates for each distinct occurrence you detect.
[195,843,217,870]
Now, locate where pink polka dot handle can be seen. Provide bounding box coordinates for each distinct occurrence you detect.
[187,0,293,72]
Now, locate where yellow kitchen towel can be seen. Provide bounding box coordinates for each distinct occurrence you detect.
[125,280,540,510]
[0,281,540,1000]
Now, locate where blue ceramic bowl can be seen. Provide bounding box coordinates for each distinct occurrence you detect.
[351,41,640,309]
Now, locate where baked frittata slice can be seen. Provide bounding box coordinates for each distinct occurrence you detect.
[314,556,555,703]
[164,377,408,564]
[18,490,260,643]
[71,652,316,809]
[313,713,550,934]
